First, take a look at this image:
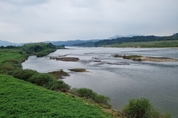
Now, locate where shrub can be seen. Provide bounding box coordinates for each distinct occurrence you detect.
[77,88,96,99]
[123,98,152,118]
[13,69,38,81]
[49,80,70,92]
[122,98,171,118]
[29,73,70,92]
[94,95,110,104]
[29,73,55,87]
[70,88,110,107]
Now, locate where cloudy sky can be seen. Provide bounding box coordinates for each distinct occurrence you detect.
[0,0,178,43]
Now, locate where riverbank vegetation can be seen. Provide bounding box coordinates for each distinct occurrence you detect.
[0,43,172,118]
[75,33,178,47]
[70,88,111,108]
[0,74,113,118]
[108,40,178,48]
[0,43,114,117]
[122,98,171,118]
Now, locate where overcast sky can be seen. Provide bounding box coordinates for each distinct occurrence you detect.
[0,0,178,43]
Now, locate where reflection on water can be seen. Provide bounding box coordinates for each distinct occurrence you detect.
[22,47,178,118]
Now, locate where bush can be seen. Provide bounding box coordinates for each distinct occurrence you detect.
[123,98,152,118]
[70,88,110,107]
[77,88,96,99]
[49,80,70,92]
[122,98,171,118]
[13,69,38,81]
[29,73,70,92]
[0,59,22,75]
[29,73,55,87]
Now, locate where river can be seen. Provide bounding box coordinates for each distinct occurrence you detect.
[22,47,178,118]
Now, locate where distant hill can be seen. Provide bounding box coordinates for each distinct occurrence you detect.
[75,33,178,47]
[108,34,138,39]
[51,39,99,46]
[0,40,18,46]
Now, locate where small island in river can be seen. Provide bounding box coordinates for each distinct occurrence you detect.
[50,56,79,61]
[113,54,178,62]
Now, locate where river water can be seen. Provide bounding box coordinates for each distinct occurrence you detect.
[22,47,178,118]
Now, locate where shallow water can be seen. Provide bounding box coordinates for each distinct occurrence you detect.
[22,47,178,118]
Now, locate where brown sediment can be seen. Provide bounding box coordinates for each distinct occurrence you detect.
[113,54,178,62]
[140,56,178,62]
[107,62,130,65]
[48,70,70,79]
[69,68,87,72]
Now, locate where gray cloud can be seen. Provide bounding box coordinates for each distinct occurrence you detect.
[0,0,178,43]
[0,0,47,6]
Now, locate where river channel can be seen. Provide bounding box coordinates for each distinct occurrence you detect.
[22,47,178,118]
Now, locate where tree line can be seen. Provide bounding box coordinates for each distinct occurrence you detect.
[75,33,178,47]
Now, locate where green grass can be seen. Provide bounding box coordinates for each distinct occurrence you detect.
[0,74,113,118]
[0,49,26,63]
[109,40,178,48]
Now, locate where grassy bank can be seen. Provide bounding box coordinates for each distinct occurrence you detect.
[0,74,113,118]
[109,40,178,48]
[0,44,172,118]
[0,44,114,117]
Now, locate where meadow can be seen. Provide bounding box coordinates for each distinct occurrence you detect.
[0,74,113,118]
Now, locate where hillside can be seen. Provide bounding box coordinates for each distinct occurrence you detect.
[0,74,113,118]
[0,40,17,46]
[75,33,178,47]
[51,39,99,46]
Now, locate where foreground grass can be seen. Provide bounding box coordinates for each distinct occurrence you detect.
[109,40,178,47]
[0,74,113,118]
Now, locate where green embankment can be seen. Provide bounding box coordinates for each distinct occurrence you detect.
[0,43,171,118]
[108,40,178,48]
[0,44,113,118]
[0,74,112,118]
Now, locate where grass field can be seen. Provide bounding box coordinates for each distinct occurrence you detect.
[0,48,26,63]
[109,40,178,48]
[0,74,113,118]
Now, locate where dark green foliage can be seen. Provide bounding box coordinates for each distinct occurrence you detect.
[29,73,56,87]
[77,88,96,98]
[122,98,171,118]
[12,69,70,92]
[13,69,38,81]
[0,45,70,92]
[75,33,178,47]
[0,59,22,75]
[29,73,70,92]
[49,80,70,92]
[70,88,110,107]
[123,98,152,118]
[22,43,57,57]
